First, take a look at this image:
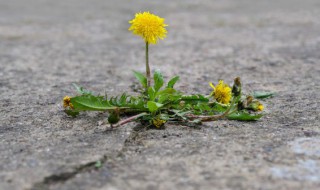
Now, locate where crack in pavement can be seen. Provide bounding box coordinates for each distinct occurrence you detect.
[29,155,108,190]
[28,128,143,190]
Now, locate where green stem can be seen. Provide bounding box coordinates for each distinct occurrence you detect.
[145,42,151,88]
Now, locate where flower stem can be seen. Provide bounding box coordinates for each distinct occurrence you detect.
[113,112,148,128]
[145,42,151,88]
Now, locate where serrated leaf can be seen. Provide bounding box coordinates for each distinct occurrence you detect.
[147,101,163,113]
[181,94,209,104]
[171,109,191,120]
[227,112,263,121]
[158,94,182,104]
[133,71,147,88]
[129,97,146,109]
[73,84,92,95]
[167,76,180,88]
[198,103,211,111]
[154,70,164,92]
[119,93,127,105]
[157,88,181,104]
[110,97,117,106]
[252,91,275,99]
[168,94,183,102]
[70,95,116,111]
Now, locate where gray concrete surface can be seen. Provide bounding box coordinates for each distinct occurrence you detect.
[1,0,320,189]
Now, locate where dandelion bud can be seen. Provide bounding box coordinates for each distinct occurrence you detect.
[247,100,264,112]
[108,109,120,124]
[237,100,245,110]
[246,95,254,105]
[232,77,242,97]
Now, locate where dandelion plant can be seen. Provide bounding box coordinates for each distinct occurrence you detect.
[63,12,272,129]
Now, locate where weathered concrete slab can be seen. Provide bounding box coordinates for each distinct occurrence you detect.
[1,0,320,189]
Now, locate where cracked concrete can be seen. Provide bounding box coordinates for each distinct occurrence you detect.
[1,0,320,189]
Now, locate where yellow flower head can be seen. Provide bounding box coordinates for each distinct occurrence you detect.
[129,12,168,44]
[152,117,166,128]
[210,80,232,104]
[63,96,74,109]
[257,104,264,111]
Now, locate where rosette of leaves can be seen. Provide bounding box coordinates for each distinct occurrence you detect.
[64,71,270,128]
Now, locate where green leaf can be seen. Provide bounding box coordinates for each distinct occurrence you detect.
[158,94,170,104]
[128,96,147,109]
[171,109,190,120]
[158,94,180,104]
[133,71,147,88]
[197,103,211,112]
[167,76,180,88]
[148,87,156,101]
[66,94,148,113]
[157,88,181,103]
[147,101,163,113]
[157,88,176,96]
[227,112,263,121]
[252,91,275,99]
[73,84,92,95]
[70,95,116,111]
[154,70,164,92]
[212,102,228,113]
[119,93,128,105]
[159,113,170,121]
[181,94,209,104]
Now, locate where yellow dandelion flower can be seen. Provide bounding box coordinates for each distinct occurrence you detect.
[129,12,168,44]
[63,96,71,108]
[209,80,232,104]
[63,96,74,109]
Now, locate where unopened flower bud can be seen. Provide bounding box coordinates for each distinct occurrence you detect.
[246,95,254,105]
[247,100,264,112]
[232,77,242,97]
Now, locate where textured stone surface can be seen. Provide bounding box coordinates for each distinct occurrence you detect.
[1,0,320,189]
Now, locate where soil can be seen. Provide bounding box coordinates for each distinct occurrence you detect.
[1,0,320,189]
